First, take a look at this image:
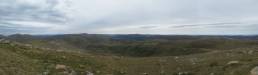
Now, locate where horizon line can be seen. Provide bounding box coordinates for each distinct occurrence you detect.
[1,33,258,36]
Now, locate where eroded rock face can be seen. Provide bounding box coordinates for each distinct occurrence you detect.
[250,66,258,75]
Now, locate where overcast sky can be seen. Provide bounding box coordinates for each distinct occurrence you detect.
[0,0,258,35]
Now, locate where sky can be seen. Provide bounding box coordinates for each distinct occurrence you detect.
[0,0,258,35]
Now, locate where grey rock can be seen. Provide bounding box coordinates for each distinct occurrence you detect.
[251,66,258,75]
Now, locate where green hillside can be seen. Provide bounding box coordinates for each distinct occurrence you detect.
[1,34,258,75]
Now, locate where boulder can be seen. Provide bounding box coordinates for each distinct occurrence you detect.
[251,66,258,75]
[86,71,94,75]
[227,61,240,65]
[178,72,191,75]
[142,73,148,75]
[69,70,77,75]
[55,64,67,70]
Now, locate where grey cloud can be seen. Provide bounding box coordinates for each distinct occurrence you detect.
[72,0,258,34]
[171,23,242,28]
[0,25,43,35]
[0,0,67,34]
[0,0,66,23]
[1,0,258,35]
[0,21,48,32]
[139,26,158,29]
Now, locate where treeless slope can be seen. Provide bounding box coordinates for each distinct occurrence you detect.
[1,39,258,75]
[0,46,42,75]
[0,43,105,75]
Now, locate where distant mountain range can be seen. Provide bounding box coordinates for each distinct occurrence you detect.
[2,33,258,40]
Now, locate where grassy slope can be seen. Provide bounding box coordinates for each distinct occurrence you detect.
[0,43,104,75]
[0,46,40,75]
[1,42,258,75]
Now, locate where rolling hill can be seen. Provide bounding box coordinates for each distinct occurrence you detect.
[0,34,258,75]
